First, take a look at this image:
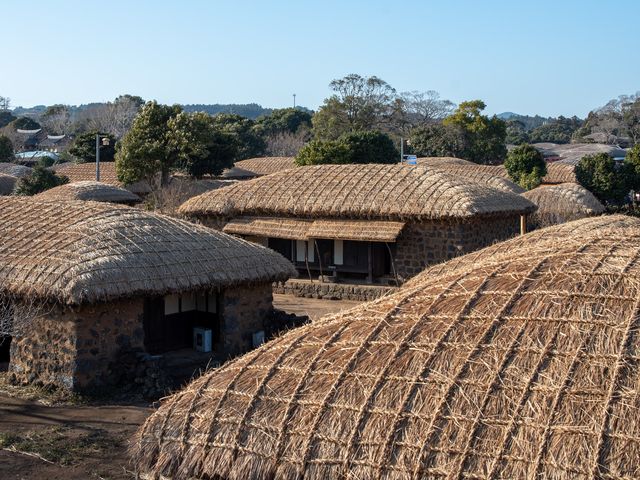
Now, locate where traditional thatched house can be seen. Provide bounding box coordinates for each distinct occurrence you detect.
[416,156,474,167]
[542,161,577,184]
[132,214,640,480]
[522,182,605,229]
[0,173,17,196]
[36,180,142,205]
[0,163,32,178]
[223,156,296,179]
[180,164,535,284]
[52,161,152,195]
[0,198,295,391]
[421,163,525,194]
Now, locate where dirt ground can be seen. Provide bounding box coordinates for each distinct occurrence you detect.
[0,295,363,479]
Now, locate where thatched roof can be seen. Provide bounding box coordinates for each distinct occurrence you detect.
[180,164,536,220]
[223,157,296,179]
[132,214,640,480]
[543,162,577,184]
[0,197,295,305]
[421,164,525,194]
[52,162,152,194]
[35,181,142,204]
[0,163,32,178]
[533,142,627,166]
[415,156,474,167]
[522,183,605,229]
[0,173,17,196]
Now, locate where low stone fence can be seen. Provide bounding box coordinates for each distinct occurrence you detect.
[274,280,396,302]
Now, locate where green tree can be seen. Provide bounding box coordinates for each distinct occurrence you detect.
[210,113,265,160]
[575,153,628,203]
[504,144,547,190]
[529,116,582,144]
[408,123,468,158]
[68,131,116,162]
[0,135,13,161]
[169,112,237,178]
[623,144,640,191]
[10,117,40,130]
[255,108,312,136]
[443,100,507,163]
[0,111,16,128]
[505,120,529,145]
[116,101,183,186]
[296,130,398,166]
[14,164,68,195]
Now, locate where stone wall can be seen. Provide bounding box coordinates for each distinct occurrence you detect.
[394,215,522,280]
[219,282,274,357]
[274,280,395,301]
[10,298,145,391]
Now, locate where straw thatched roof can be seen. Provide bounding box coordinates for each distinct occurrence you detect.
[0,173,17,196]
[180,164,536,220]
[522,182,605,229]
[0,197,295,305]
[415,156,474,167]
[0,163,32,178]
[52,162,152,194]
[223,157,296,179]
[132,214,640,480]
[306,219,406,242]
[223,217,313,240]
[543,162,577,184]
[35,181,142,204]
[422,164,525,194]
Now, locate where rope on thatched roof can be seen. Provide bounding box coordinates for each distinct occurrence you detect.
[181,164,536,220]
[36,181,141,204]
[0,173,17,196]
[0,197,296,305]
[0,163,32,178]
[223,217,313,240]
[420,164,525,194]
[307,219,405,242]
[415,156,475,167]
[223,157,296,178]
[543,162,577,184]
[52,162,152,194]
[132,214,640,480]
[522,182,605,229]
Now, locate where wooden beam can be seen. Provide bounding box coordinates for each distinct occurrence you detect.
[520,214,527,235]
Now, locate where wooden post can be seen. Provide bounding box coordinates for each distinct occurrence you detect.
[367,242,373,284]
[520,214,527,235]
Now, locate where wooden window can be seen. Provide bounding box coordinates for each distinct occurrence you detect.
[296,240,306,262]
[334,240,344,265]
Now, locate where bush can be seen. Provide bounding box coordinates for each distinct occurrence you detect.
[296,130,398,166]
[575,153,628,204]
[504,144,547,190]
[0,135,13,161]
[14,164,69,196]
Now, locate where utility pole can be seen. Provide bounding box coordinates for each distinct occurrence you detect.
[293,93,296,108]
[95,134,100,182]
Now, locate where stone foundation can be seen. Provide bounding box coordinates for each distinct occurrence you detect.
[274,280,396,301]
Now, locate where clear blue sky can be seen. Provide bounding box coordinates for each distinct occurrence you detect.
[3,0,639,117]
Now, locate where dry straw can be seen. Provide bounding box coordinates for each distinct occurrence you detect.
[132,214,640,480]
[223,157,296,179]
[419,164,525,194]
[0,173,17,195]
[35,180,142,204]
[523,182,605,229]
[0,197,295,305]
[52,162,152,194]
[180,164,536,220]
[0,163,32,178]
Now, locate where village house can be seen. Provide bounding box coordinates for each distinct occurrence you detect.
[51,161,152,195]
[35,180,142,205]
[0,197,295,392]
[132,214,640,480]
[522,182,605,229]
[179,164,536,292]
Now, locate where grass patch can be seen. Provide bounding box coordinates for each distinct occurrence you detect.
[0,426,121,466]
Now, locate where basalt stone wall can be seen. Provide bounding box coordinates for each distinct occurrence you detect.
[189,215,228,231]
[10,298,145,391]
[274,280,396,301]
[394,215,522,280]
[220,282,273,357]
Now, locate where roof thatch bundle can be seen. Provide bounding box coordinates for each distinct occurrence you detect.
[180,164,536,220]
[421,164,525,194]
[415,156,474,167]
[0,162,33,178]
[223,157,296,179]
[522,182,605,229]
[0,197,295,305]
[0,173,17,196]
[52,162,152,194]
[132,214,640,480]
[35,181,142,204]
[543,162,577,184]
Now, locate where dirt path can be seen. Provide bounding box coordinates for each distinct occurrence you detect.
[273,293,362,320]
[0,394,151,480]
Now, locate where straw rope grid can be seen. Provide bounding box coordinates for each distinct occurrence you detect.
[0,197,295,304]
[36,180,141,204]
[132,215,640,480]
[523,183,605,229]
[223,157,296,178]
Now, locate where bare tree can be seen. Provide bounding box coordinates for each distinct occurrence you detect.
[40,105,72,135]
[0,296,50,341]
[0,96,10,111]
[265,128,310,156]
[73,95,143,138]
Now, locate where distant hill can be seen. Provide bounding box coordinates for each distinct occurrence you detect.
[497,112,555,131]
